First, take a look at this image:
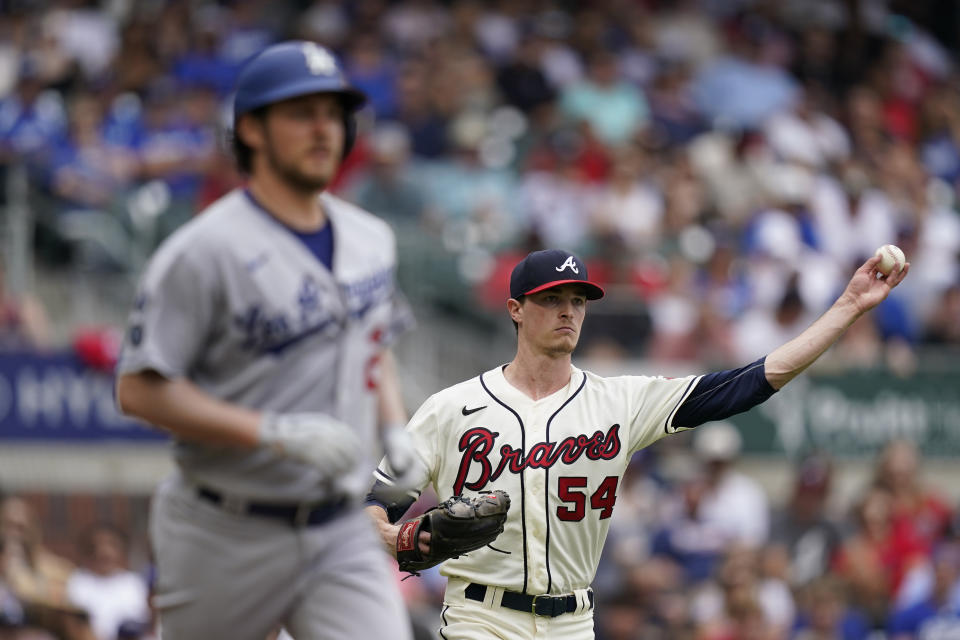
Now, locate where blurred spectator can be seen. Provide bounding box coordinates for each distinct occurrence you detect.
[887,543,960,639]
[594,587,649,640]
[0,497,73,610]
[444,47,500,122]
[559,50,649,148]
[109,19,163,96]
[597,453,663,576]
[298,1,351,50]
[348,123,433,226]
[496,36,555,114]
[658,153,711,251]
[65,525,149,640]
[0,61,66,171]
[742,163,843,313]
[0,575,26,632]
[172,21,239,98]
[516,135,592,252]
[532,12,583,90]
[873,440,952,559]
[650,0,721,69]
[0,258,50,350]
[866,41,926,143]
[691,20,798,130]
[383,0,450,53]
[695,243,750,324]
[650,465,727,585]
[769,453,842,587]
[693,422,770,548]
[0,496,95,640]
[42,0,118,82]
[790,27,844,98]
[344,33,398,119]
[136,79,218,238]
[217,0,278,66]
[763,89,850,169]
[908,182,960,320]
[471,1,523,64]
[37,91,137,270]
[646,257,700,362]
[733,279,812,364]
[687,129,767,225]
[918,84,960,187]
[833,486,927,627]
[792,576,872,640]
[809,160,897,271]
[924,284,960,345]
[394,58,448,158]
[21,12,76,94]
[589,144,663,252]
[615,13,657,91]
[416,112,519,250]
[647,60,705,148]
[48,92,135,213]
[0,15,24,101]
[690,546,794,640]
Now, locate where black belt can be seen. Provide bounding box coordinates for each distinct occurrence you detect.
[465,583,593,618]
[197,486,348,527]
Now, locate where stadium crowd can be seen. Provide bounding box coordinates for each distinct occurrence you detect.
[2,0,960,362]
[1,0,960,638]
[1,433,958,639]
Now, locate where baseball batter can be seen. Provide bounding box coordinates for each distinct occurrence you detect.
[116,42,414,640]
[367,248,909,640]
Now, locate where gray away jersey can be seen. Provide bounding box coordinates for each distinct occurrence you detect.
[118,189,413,501]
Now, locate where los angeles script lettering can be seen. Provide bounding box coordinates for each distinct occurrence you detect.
[453,425,621,495]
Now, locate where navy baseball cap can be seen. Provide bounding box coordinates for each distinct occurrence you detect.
[510,249,604,300]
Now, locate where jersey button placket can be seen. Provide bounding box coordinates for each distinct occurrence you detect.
[526,407,550,593]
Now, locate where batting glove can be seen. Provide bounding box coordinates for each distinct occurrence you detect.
[382,423,420,489]
[259,412,362,477]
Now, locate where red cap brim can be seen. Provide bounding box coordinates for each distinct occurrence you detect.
[522,279,605,300]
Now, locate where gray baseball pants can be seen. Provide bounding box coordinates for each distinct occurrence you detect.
[149,474,412,640]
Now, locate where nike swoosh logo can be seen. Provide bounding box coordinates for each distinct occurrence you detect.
[461,405,487,416]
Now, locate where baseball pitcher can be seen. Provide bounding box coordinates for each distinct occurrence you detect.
[116,42,415,640]
[366,248,908,640]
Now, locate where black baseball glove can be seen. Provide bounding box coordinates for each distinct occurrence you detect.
[396,490,510,575]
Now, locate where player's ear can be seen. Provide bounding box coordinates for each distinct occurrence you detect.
[236,112,266,151]
[506,298,523,325]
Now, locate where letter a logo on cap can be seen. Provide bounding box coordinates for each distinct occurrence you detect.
[555,256,579,274]
[301,43,336,76]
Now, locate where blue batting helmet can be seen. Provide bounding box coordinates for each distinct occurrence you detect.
[233,41,367,158]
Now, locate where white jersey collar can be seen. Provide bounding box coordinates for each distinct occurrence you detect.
[482,363,584,408]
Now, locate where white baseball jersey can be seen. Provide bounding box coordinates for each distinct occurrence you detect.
[381,364,701,594]
[118,188,412,501]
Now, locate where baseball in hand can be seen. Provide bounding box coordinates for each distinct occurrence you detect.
[874,244,906,276]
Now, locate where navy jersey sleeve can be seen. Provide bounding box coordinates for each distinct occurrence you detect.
[672,357,777,429]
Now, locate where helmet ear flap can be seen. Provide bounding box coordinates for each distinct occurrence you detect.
[343,111,357,159]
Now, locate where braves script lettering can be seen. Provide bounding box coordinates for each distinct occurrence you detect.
[453,425,621,495]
